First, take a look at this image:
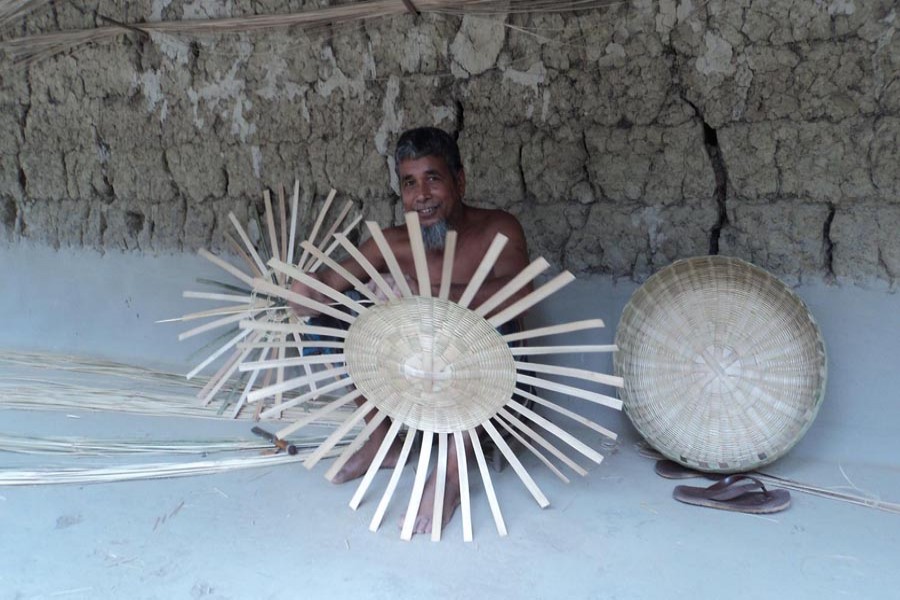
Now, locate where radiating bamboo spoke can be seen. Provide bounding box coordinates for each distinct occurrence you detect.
[308,215,363,273]
[431,432,449,541]
[228,212,269,277]
[515,360,624,388]
[469,428,507,536]
[502,319,606,344]
[324,410,389,481]
[437,232,457,301]
[496,408,587,476]
[369,428,416,532]
[366,221,413,297]
[349,418,404,510]
[186,328,252,380]
[334,233,399,301]
[299,240,380,303]
[517,373,623,410]
[493,415,570,484]
[240,353,345,372]
[481,420,549,508]
[260,375,355,420]
[304,399,374,469]
[248,365,348,404]
[473,257,549,317]
[457,233,507,308]
[268,259,368,315]
[405,212,431,299]
[297,189,336,269]
[510,344,618,356]
[487,271,575,328]
[454,432,473,542]
[302,199,354,272]
[513,386,617,441]
[276,389,361,438]
[503,401,604,464]
[401,430,434,540]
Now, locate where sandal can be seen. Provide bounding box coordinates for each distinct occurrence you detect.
[673,474,791,514]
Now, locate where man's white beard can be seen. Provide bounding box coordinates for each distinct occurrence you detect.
[421,220,448,251]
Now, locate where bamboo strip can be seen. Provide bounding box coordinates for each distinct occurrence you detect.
[260,374,355,420]
[287,180,300,266]
[517,373,623,410]
[240,353,345,372]
[275,389,361,438]
[349,419,404,510]
[163,300,268,324]
[0,454,314,487]
[514,387,617,440]
[510,344,618,356]
[496,408,587,476]
[481,420,549,508]
[199,249,255,287]
[308,214,363,273]
[455,432,473,542]
[226,232,265,279]
[278,185,288,270]
[334,232,399,300]
[437,231,457,301]
[431,432,449,541]
[228,212,269,277]
[302,199,353,272]
[183,291,254,304]
[299,240,380,303]
[493,415,570,484]
[264,191,282,285]
[275,333,286,406]
[248,365,348,404]
[504,401,604,464]
[473,257,549,317]
[324,410,389,481]
[268,259,368,315]
[253,278,356,324]
[366,221,413,297]
[187,327,252,380]
[369,428,417,533]
[457,234,508,308]
[297,189,336,268]
[405,212,432,298]
[469,428,507,536]
[487,271,575,328]
[198,333,264,405]
[237,340,344,351]
[177,309,258,341]
[231,343,270,419]
[238,319,350,338]
[502,319,606,343]
[401,430,434,540]
[304,400,374,469]
[516,360,624,388]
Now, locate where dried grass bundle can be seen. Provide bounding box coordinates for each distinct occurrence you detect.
[0,0,622,68]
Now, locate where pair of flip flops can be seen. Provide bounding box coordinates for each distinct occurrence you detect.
[656,460,791,514]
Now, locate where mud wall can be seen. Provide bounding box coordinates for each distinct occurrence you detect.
[0,0,897,287]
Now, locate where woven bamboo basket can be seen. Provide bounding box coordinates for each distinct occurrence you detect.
[614,256,827,473]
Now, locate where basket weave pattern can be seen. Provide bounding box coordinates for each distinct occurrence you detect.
[615,256,827,473]
[345,296,516,434]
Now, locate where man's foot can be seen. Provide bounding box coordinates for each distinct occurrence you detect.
[331,433,402,484]
[406,468,461,535]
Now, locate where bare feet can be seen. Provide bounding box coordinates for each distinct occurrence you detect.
[405,467,461,536]
[330,432,402,484]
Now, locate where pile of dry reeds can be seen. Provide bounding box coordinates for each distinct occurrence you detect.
[0,0,624,68]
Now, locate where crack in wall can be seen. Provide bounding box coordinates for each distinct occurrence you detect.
[823,203,836,282]
[453,98,465,139]
[702,120,728,255]
[517,142,527,198]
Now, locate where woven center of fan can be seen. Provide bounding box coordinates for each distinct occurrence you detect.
[344,296,516,433]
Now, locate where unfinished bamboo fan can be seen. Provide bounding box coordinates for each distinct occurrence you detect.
[167,183,361,418]
[244,211,624,541]
[615,256,827,473]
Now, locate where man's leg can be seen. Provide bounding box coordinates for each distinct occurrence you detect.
[331,395,403,484]
[410,430,475,535]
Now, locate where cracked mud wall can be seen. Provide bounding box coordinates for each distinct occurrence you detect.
[0,0,897,287]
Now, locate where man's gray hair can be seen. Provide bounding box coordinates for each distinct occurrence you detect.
[394,127,463,176]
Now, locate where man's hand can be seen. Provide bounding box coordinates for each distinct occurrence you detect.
[289,273,326,317]
[365,273,418,302]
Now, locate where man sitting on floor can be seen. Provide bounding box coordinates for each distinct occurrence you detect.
[290,126,532,535]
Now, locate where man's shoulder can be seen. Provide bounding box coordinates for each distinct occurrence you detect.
[467,206,524,236]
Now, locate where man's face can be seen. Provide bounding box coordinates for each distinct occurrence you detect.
[398,155,466,228]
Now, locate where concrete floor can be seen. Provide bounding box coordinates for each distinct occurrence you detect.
[1,243,899,600]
